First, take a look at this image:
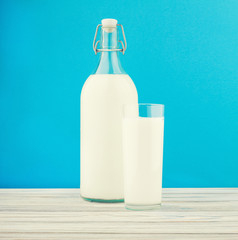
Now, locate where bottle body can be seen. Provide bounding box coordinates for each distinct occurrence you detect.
[80,74,138,201]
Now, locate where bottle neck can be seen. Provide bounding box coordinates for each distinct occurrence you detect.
[94,28,126,74]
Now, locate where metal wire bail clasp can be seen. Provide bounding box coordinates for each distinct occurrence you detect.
[93,24,127,55]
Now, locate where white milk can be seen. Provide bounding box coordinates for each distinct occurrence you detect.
[123,117,164,206]
[80,74,138,200]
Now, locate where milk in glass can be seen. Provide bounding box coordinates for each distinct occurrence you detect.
[123,116,164,207]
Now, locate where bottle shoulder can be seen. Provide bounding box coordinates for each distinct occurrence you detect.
[81,74,137,98]
[83,74,134,86]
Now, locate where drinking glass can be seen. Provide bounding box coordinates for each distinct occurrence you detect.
[123,104,164,210]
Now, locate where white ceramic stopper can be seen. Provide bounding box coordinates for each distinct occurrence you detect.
[101,18,118,32]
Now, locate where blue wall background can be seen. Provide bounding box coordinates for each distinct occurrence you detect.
[0,0,238,188]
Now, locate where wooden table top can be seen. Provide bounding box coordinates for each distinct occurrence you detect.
[0,188,237,239]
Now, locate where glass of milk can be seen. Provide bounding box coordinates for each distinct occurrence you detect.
[123,104,164,210]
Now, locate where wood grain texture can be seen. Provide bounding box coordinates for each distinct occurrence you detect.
[0,188,237,239]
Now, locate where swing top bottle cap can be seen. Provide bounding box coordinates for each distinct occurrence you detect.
[93,18,127,54]
[101,19,118,28]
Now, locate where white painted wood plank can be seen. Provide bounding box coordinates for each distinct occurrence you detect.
[1,202,238,212]
[0,233,237,240]
[0,221,238,234]
[1,211,238,222]
[1,193,238,201]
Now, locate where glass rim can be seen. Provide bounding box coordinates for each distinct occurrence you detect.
[124,103,164,108]
[123,103,164,118]
[138,103,164,107]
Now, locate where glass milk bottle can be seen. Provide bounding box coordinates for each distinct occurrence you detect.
[80,19,138,202]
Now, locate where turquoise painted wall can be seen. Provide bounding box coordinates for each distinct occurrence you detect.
[0,0,238,187]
